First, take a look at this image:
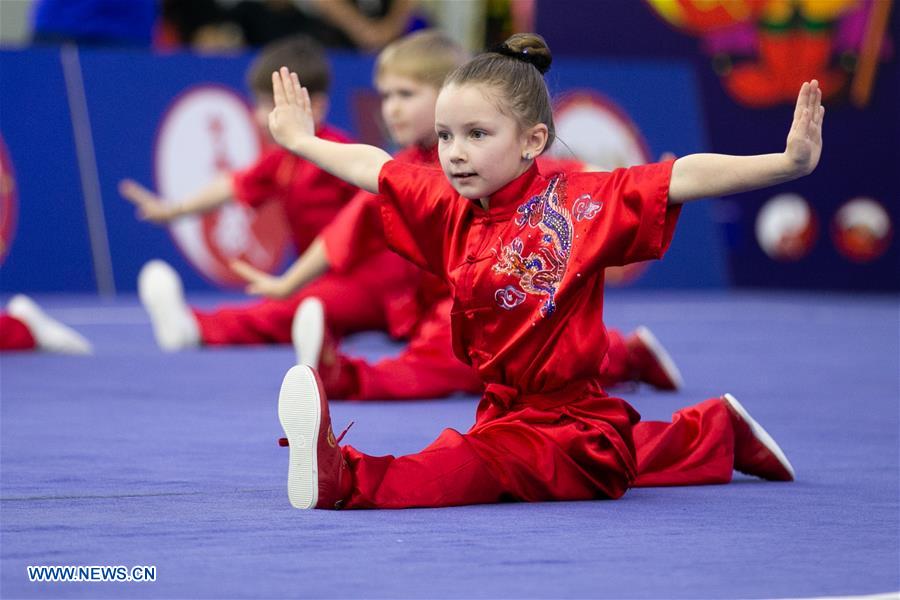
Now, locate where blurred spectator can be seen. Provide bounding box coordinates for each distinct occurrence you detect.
[228,0,313,48]
[158,0,426,53]
[303,0,424,52]
[31,0,157,46]
[157,0,244,52]
[229,0,425,51]
[484,0,514,49]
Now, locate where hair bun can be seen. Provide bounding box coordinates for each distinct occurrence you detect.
[491,33,552,75]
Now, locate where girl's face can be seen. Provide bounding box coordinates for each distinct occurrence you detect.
[376,73,439,148]
[435,83,536,201]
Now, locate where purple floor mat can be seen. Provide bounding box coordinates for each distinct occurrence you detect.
[1,291,897,598]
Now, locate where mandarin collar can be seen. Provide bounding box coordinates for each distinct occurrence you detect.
[475,163,542,216]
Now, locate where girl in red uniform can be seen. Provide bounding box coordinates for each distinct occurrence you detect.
[269,33,822,509]
[232,31,682,401]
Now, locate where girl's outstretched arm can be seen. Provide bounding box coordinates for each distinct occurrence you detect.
[268,67,391,193]
[668,80,824,204]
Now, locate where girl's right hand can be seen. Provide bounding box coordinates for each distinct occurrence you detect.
[268,67,316,152]
[230,259,294,299]
[119,179,178,224]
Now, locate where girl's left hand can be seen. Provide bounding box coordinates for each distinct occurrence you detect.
[268,67,316,151]
[785,80,824,176]
[119,179,178,223]
[230,260,293,299]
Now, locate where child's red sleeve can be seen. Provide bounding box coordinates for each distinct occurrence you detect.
[231,148,285,207]
[568,160,681,272]
[377,160,456,277]
[319,191,387,273]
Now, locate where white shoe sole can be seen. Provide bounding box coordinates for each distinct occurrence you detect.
[723,393,795,480]
[292,298,324,368]
[635,326,684,389]
[138,260,198,352]
[278,365,322,509]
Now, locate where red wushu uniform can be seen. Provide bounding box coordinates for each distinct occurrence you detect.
[313,148,639,399]
[233,125,359,252]
[339,160,739,508]
[0,314,36,350]
[318,144,482,399]
[194,125,412,344]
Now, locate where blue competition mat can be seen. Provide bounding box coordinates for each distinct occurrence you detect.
[1,291,897,598]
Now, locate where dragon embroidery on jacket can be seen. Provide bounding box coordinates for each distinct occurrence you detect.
[492,175,601,317]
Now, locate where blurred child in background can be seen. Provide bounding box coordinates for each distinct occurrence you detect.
[120,35,414,352]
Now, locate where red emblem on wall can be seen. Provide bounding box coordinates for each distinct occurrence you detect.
[832,197,893,262]
[756,193,819,261]
[154,85,290,288]
[0,135,18,266]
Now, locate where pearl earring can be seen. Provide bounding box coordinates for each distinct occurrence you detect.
[523,152,532,160]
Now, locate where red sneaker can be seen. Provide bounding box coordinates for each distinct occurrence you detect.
[723,393,795,482]
[626,326,684,391]
[292,298,347,395]
[277,365,350,509]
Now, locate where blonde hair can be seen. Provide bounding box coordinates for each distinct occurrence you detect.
[443,33,555,150]
[375,29,469,89]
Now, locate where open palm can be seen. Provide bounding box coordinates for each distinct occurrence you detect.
[268,67,316,151]
[230,259,292,298]
[119,179,174,223]
[785,80,825,176]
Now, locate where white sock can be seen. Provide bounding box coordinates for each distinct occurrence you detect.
[138,260,200,351]
[6,295,93,355]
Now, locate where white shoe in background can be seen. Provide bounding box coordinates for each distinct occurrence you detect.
[627,326,684,391]
[292,297,324,367]
[6,295,93,355]
[138,260,200,351]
